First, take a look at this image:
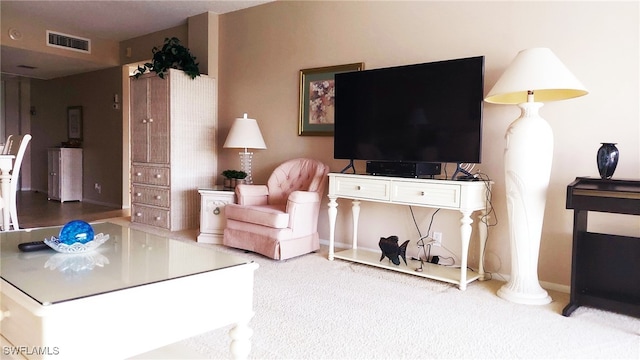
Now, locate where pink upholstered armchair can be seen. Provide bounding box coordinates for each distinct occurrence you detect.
[223,158,330,260]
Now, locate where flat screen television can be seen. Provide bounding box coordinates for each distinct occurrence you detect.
[334,56,484,177]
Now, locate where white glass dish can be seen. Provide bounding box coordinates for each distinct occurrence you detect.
[44,233,110,253]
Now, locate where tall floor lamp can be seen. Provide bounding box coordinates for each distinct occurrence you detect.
[484,48,588,305]
[223,113,267,185]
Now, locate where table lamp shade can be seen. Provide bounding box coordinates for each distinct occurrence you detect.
[485,48,588,104]
[223,114,267,150]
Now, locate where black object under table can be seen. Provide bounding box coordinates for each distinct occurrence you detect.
[564,177,640,318]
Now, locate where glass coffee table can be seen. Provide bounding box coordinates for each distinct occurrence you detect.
[0,221,258,359]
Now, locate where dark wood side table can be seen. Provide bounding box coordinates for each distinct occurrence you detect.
[563,177,640,317]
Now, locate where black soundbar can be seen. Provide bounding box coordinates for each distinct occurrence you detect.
[366,161,441,178]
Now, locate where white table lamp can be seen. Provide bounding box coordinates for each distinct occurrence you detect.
[223,113,267,185]
[485,48,588,305]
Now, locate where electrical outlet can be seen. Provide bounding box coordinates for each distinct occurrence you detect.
[433,232,442,247]
[94,183,101,194]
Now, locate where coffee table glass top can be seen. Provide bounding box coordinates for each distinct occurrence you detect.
[0,221,252,305]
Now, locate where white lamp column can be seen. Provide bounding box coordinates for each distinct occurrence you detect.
[485,48,588,305]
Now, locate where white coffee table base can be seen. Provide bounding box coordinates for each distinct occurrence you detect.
[1,262,258,360]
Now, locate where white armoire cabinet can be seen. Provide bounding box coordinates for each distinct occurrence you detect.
[48,147,82,202]
[129,69,216,231]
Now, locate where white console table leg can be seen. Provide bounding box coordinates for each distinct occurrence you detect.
[328,195,338,260]
[229,313,254,360]
[478,209,489,280]
[458,209,474,290]
[351,200,361,250]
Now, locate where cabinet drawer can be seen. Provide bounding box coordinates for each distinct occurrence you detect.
[132,204,170,229]
[132,185,170,208]
[132,166,170,186]
[392,182,460,208]
[200,195,235,234]
[1,291,43,351]
[331,176,390,201]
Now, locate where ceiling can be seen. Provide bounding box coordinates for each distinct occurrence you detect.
[1,0,274,80]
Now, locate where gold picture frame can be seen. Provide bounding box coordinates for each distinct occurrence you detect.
[298,62,364,136]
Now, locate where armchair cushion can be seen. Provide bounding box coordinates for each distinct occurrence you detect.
[226,204,289,229]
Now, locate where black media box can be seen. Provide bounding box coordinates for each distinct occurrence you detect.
[366,161,441,178]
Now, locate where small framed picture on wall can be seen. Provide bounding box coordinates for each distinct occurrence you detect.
[67,106,83,141]
[298,62,364,136]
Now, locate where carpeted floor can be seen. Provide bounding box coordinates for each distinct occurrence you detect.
[15,213,637,360]
[159,237,640,360]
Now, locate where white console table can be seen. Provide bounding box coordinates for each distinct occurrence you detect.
[327,173,491,290]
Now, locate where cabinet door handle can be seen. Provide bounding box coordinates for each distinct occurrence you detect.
[356,185,362,190]
[213,207,221,215]
[135,172,142,176]
[420,191,426,196]
[154,216,161,221]
[154,174,162,178]
[135,212,142,217]
[135,192,142,197]
[155,195,161,200]
[142,119,147,124]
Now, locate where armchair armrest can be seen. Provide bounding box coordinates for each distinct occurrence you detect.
[286,190,321,236]
[236,184,269,205]
[287,190,320,204]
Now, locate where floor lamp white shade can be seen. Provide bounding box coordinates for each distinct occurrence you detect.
[485,48,588,305]
[223,113,267,185]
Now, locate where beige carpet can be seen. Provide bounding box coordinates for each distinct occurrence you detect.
[15,217,637,359]
[158,238,640,360]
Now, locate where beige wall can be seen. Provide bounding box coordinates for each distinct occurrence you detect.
[0,78,32,190]
[119,25,188,65]
[8,1,638,290]
[216,1,639,288]
[188,12,220,79]
[31,67,123,207]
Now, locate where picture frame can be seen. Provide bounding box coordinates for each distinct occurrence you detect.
[298,62,364,136]
[67,106,83,141]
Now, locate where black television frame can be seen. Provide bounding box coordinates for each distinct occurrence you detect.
[333,55,485,177]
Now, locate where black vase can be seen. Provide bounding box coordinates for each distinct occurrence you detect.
[596,143,619,179]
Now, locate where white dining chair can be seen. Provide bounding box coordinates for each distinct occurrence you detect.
[1,135,13,155]
[3,134,32,230]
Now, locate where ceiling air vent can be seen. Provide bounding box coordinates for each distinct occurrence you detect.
[46,30,91,53]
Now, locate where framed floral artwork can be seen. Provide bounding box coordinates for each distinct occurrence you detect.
[298,62,364,136]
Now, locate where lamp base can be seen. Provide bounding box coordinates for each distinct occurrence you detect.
[501,100,553,305]
[239,151,254,185]
[497,279,552,305]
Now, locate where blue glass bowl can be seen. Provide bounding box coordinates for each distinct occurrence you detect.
[59,220,95,245]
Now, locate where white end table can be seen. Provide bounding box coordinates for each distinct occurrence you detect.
[198,186,236,244]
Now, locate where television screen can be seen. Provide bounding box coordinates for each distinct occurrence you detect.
[334,56,484,166]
